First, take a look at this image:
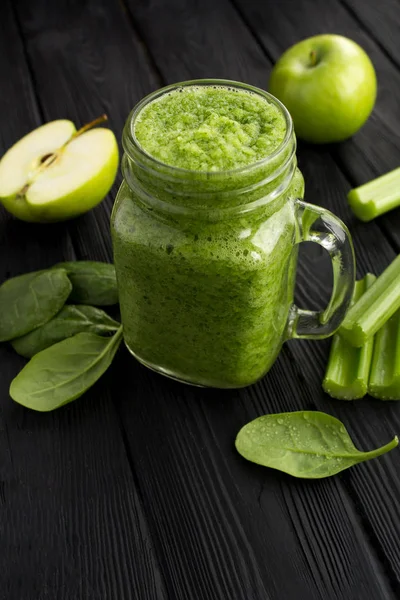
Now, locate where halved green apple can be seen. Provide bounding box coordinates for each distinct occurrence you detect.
[0,116,119,222]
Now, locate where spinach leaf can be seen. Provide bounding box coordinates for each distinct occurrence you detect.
[12,305,120,357]
[55,261,118,306]
[235,411,398,478]
[10,326,123,411]
[0,268,72,342]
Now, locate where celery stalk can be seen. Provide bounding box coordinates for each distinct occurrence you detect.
[369,309,400,400]
[339,255,400,347]
[348,167,400,222]
[323,274,375,400]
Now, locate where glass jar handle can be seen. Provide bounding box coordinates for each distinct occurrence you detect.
[287,199,355,339]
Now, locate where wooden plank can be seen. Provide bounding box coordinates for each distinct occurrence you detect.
[17,0,397,597]
[0,2,167,599]
[341,0,400,69]
[233,0,400,590]
[232,0,400,247]
[115,351,396,600]
[121,0,268,89]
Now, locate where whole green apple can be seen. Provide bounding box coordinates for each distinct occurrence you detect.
[0,116,119,222]
[269,34,377,144]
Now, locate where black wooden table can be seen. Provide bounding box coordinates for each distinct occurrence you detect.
[1,1,400,598]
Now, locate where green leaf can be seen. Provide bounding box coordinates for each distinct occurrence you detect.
[11,305,120,358]
[235,411,398,479]
[10,326,123,411]
[55,261,118,306]
[0,269,72,342]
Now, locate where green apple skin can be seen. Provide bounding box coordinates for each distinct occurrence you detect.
[269,35,377,144]
[0,193,43,223]
[0,127,119,223]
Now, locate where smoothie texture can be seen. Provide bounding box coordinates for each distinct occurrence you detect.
[112,82,303,387]
[134,85,287,171]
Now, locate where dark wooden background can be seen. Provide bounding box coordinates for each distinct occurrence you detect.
[1,0,400,598]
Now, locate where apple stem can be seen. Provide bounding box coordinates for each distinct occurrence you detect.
[309,49,318,67]
[16,114,109,198]
[72,114,108,139]
[56,114,108,153]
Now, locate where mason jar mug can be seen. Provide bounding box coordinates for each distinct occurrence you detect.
[111,80,355,388]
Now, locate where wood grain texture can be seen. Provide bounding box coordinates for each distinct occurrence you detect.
[1,0,400,598]
[123,0,268,89]
[0,2,167,599]
[341,0,400,69]
[115,352,395,600]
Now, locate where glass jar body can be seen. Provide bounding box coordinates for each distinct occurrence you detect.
[111,79,355,388]
[111,168,304,388]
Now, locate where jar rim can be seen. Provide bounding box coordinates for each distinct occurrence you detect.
[123,78,294,178]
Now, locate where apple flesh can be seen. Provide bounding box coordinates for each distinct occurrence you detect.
[269,35,377,144]
[0,119,119,222]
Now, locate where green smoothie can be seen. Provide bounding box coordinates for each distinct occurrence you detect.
[134,85,286,171]
[112,83,304,387]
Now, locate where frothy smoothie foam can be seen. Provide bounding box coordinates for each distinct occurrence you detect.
[134,85,286,171]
